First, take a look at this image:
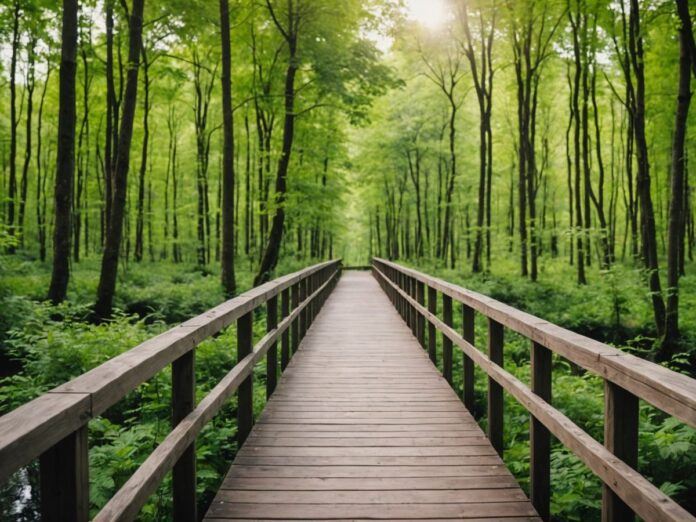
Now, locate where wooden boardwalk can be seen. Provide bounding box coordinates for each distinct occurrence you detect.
[204,271,539,521]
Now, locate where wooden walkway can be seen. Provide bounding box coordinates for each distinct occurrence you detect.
[204,271,539,521]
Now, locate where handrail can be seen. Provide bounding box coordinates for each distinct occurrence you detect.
[372,257,696,522]
[0,259,342,521]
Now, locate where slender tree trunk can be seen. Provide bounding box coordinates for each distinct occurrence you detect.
[569,6,586,284]
[663,0,693,353]
[220,0,237,295]
[37,67,51,262]
[19,38,37,248]
[95,0,144,318]
[104,0,116,234]
[254,2,299,285]
[7,2,20,252]
[629,0,665,334]
[48,0,79,304]
[134,46,150,262]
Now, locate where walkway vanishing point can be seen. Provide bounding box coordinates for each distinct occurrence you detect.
[1,259,696,522]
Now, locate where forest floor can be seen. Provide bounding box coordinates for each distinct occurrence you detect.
[1,253,695,520]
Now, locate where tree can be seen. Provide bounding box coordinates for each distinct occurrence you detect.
[458,0,496,273]
[509,0,562,281]
[95,0,145,318]
[47,0,78,304]
[419,33,464,267]
[220,0,237,296]
[663,0,695,353]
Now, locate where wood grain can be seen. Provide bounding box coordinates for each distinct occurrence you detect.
[204,271,536,521]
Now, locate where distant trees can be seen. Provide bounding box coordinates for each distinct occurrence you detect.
[4,0,696,352]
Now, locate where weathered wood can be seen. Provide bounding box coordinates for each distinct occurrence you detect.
[409,276,416,335]
[204,272,536,521]
[299,278,307,339]
[373,258,696,429]
[2,261,340,522]
[427,286,437,363]
[237,311,254,446]
[291,282,299,353]
[531,342,552,521]
[442,294,453,384]
[39,425,89,522]
[373,264,694,522]
[54,260,339,417]
[462,303,475,412]
[266,295,278,398]
[93,272,340,521]
[280,288,290,370]
[172,350,196,522]
[0,392,90,484]
[602,382,638,522]
[416,280,425,348]
[487,318,504,456]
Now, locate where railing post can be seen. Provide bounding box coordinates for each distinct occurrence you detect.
[299,277,307,340]
[308,273,315,323]
[266,295,278,398]
[281,288,290,370]
[409,277,417,336]
[602,382,638,522]
[237,311,254,446]
[416,281,425,347]
[427,286,437,363]
[462,303,475,412]
[39,425,89,522]
[488,318,504,456]
[171,350,196,522]
[442,294,453,384]
[531,342,552,521]
[398,272,406,319]
[291,283,299,354]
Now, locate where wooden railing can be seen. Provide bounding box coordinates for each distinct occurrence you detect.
[0,260,341,521]
[372,257,696,522]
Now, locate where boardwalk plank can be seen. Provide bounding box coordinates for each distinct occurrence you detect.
[204,272,537,521]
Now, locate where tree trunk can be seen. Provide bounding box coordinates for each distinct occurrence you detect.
[48,0,79,304]
[37,66,51,262]
[134,45,150,262]
[663,0,693,353]
[19,38,37,249]
[629,0,665,335]
[7,2,20,252]
[95,0,144,318]
[254,2,299,285]
[220,0,237,295]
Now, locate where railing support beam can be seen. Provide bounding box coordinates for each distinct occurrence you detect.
[266,295,278,398]
[39,425,89,522]
[488,318,504,456]
[461,304,475,412]
[237,311,254,446]
[281,288,290,370]
[531,342,552,521]
[427,286,437,363]
[442,294,453,384]
[602,382,638,522]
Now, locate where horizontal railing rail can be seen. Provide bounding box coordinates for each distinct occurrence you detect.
[372,257,696,522]
[0,259,342,521]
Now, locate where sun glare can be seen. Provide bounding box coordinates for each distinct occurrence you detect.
[406,0,451,30]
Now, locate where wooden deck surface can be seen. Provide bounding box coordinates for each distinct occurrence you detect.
[204,271,539,521]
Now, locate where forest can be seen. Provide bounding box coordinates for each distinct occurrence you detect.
[1,0,696,520]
